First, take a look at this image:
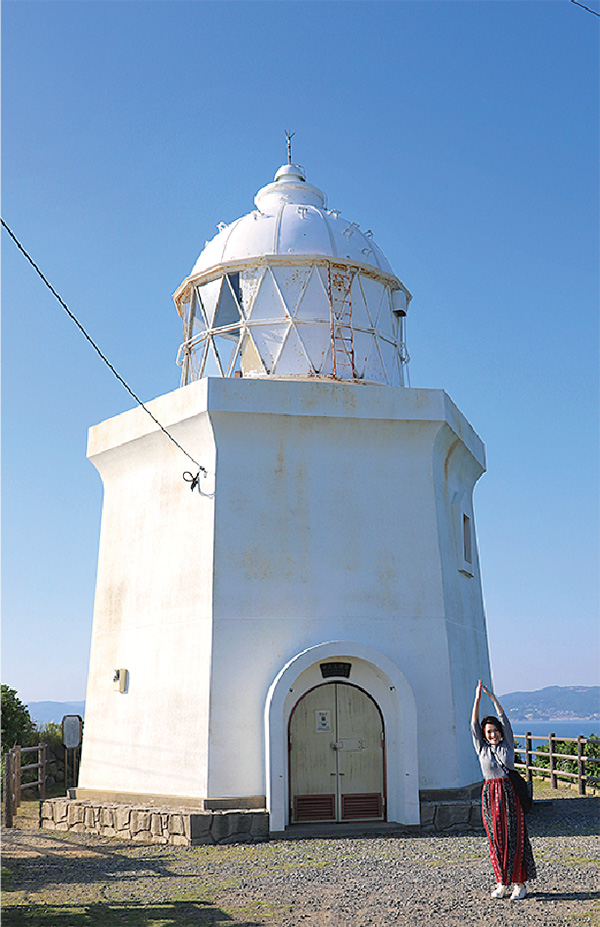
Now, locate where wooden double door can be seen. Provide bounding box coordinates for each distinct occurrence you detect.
[289,682,385,823]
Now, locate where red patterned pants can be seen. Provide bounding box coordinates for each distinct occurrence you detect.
[482,777,536,885]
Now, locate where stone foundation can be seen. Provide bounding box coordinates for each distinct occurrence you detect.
[419,798,483,833]
[40,799,269,846]
[39,788,484,843]
[419,782,483,833]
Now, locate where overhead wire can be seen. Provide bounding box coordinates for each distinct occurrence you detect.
[1,217,206,481]
[571,0,600,15]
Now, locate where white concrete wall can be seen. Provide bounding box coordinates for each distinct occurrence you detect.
[79,384,217,798]
[79,378,491,815]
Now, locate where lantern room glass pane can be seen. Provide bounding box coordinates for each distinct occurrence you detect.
[202,339,222,378]
[240,332,265,377]
[213,333,240,377]
[376,289,396,341]
[197,278,222,328]
[296,321,330,373]
[240,267,265,318]
[251,322,290,373]
[214,275,242,330]
[190,289,207,339]
[359,276,385,328]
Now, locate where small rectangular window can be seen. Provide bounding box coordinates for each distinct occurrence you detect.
[463,514,472,565]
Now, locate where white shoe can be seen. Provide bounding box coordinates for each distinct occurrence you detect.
[491,884,508,898]
[511,883,527,900]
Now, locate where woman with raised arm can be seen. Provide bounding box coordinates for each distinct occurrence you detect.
[471,679,536,900]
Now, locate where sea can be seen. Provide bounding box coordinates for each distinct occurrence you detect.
[507,719,599,743]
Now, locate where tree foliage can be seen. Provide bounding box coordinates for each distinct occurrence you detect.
[1,685,36,753]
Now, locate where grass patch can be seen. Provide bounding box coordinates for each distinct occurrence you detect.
[566,903,600,926]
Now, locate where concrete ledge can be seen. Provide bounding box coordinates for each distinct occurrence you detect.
[70,789,266,811]
[41,799,269,845]
[419,782,482,803]
[274,821,421,840]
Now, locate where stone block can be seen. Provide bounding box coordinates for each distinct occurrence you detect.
[211,813,239,842]
[53,800,68,822]
[101,826,117,837]
[190,834,215,846]
[219,833,253,845]
[189,814,212,839]
[169,814,185,836]
[235,813,252,834]
[169,834,190,846]
[250,813,270,839]
[68,803,85,825]
[100,807,114,828]
[469,802,483,828]
[40,801,53,821]
[132,831,153,843]
[132,811,151,833]
[151,813,164,837]
[434,802,471,831]
[419,804,436,827]
[114,808,131,831]
[55,822,69,831]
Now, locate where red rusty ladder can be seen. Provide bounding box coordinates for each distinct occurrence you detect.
[327,264,356,380]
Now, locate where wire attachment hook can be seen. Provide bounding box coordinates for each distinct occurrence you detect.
[183,468,206,492]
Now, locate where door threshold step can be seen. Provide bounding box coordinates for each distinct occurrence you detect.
[272,821,420,840]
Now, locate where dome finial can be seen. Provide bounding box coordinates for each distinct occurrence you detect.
[285,129,295,165]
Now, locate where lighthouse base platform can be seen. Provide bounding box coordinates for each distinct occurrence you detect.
[39,783,484,845]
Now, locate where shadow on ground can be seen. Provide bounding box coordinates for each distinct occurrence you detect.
[0,901,261,927]
[528,891,600,902]
[2,838,186,892]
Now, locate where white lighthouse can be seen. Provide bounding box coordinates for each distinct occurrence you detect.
[76,159,492,832]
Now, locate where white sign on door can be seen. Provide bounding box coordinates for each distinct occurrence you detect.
[315,710,332,733]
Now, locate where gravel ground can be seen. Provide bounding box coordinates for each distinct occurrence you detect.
[2,789,599,926]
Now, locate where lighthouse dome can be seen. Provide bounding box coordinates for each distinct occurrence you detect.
[189,164,395,278]
[174,163,411,385]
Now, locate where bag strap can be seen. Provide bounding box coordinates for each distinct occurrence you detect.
[490,746,511,774]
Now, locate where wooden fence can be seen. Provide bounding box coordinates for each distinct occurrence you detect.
[3,743,48,828]
[514,733,600,795]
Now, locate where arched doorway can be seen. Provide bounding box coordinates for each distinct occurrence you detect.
[289,682,385,823]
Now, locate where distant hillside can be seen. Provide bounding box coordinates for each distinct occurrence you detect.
[499,686,600,721]
[26,688,599,726]
[27,701,85,725]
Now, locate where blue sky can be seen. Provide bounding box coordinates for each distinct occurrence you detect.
[2,1,598,702]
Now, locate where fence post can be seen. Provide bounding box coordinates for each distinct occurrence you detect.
[3,750,14,828]
[549,733,557,789]
[14,745,22,809]
[39,743,47,800]
[525,732,532,782]
[577,736,586,796]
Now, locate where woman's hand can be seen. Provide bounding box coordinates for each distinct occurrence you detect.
[482,684,503,714]
[472,679,483,725]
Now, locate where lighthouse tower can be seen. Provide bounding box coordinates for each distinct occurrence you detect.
[77,160,492,831]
